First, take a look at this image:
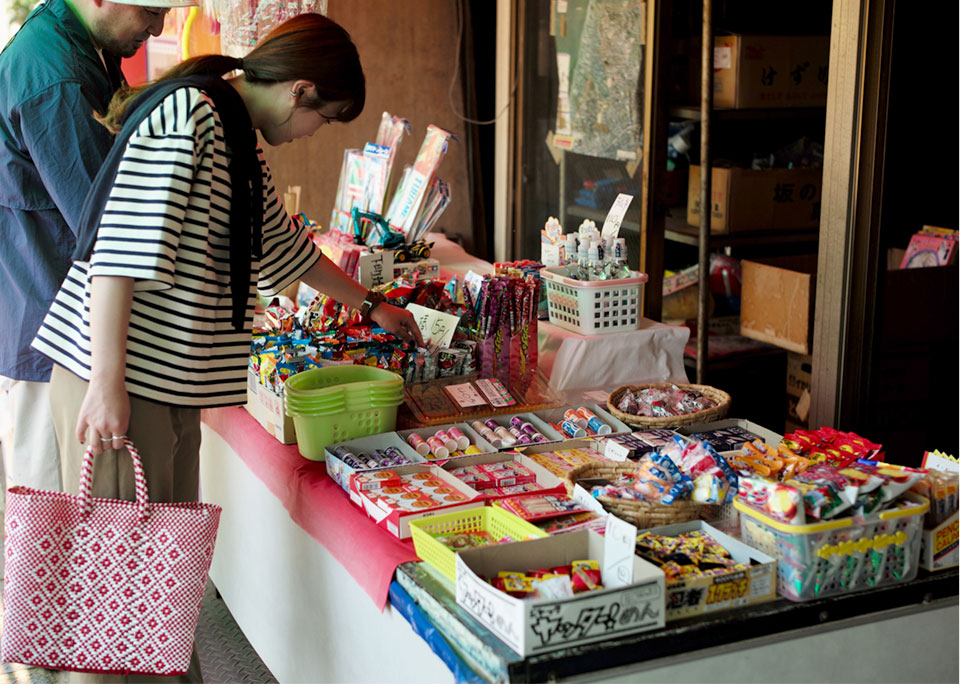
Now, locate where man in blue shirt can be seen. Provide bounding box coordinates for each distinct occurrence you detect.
[0,0,196,496]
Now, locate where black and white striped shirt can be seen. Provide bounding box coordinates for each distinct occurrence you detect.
[32,87,322,407]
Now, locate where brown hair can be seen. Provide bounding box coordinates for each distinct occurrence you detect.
[97,13,364,134]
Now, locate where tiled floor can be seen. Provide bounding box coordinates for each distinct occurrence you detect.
[0,582,276,684]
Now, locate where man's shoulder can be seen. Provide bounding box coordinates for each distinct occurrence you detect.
[0,4,98,98]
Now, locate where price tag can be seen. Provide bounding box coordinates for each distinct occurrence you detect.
[601,193,634,240]
[602,515,637,589]
[444,383,487,408]
[406,303,460,348]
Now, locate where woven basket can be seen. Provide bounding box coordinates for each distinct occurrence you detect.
[606,383,731,429]
[564,461,708,529]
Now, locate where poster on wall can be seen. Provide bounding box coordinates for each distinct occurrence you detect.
[554,0,644,162]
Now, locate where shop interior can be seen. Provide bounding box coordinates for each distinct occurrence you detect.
[0,0,956,682]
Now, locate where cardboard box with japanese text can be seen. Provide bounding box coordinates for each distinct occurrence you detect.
[245,368,296,444]
[688,165,822,233]
[455,530,665,657]
[638,520,778,619]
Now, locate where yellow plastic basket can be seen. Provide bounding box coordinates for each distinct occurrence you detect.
[409,507,548,582]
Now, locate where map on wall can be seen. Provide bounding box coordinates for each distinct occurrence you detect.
[561,0,644,161]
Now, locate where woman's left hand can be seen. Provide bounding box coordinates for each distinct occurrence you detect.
[370,303,424,346]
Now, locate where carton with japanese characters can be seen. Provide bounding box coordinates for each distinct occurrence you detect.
[325,432,428,491]
[349,463,484,539]
[455,530,665,657]
[245,368,297,444]
[442,452,567,501]
[635,520,777,620]
[917,450,959,571]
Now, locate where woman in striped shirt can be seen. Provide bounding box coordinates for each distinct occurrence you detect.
[32,14,423,505]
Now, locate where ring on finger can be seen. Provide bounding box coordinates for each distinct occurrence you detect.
[99,437,112,442]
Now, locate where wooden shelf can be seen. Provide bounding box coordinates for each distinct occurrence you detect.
[664,208,820,247]
[668,105,827,121]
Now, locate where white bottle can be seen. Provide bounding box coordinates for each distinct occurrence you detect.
[587,241,601,281]
[612,238,631,279]
[576,242,591,280]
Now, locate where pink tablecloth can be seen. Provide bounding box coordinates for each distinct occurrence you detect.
[201,407,418,611]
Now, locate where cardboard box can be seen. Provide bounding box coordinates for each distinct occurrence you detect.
[349,463,484,539]
[677,418,784,453]
[533,404,632,440]
[325,432,429,491]
[640,520,777,619]
[740,256,817,354]
[713,34,829,109]
[441,452,567,500]
[245,369,296,444]
[920,510,959,571]
[455,530,665,656]
[396,423,499,460]
[687,165,822,233]
[598,430,680,462]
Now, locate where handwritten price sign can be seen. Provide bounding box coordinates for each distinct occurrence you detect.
[405,303,460,348]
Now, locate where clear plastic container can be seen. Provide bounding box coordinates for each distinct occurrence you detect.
[735,493,929,601]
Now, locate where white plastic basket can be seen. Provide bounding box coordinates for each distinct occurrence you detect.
[541,265,648,335]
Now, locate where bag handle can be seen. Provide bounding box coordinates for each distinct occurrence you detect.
[79,438,150,521]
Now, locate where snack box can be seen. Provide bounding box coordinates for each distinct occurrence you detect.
[396,423,499,461]
[470,413,565,449]
[455,530,665,657]
[596,429,681,461]
[919,509,959,571]
[325,432,428,491]
[677,418,783,454]
[513,439,609,479]
[245,368,297,444]
[441,452,566,501]
[533,404,631,440]
[735,493,929,601]
[349,463,484,540]
[638,520,777,620]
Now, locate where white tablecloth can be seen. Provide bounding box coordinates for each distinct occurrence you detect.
[538,319,690,396]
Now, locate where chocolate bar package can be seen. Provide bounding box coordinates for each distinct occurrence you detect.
[688,426,762,452]
[603,430,679,461]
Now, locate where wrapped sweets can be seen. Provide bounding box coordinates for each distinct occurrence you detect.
[616,385,717,418]
[727,440,812,481]
[659,435,738,504]
[491,560,603,599]
[780,427,884,467]
[636,530,749,580]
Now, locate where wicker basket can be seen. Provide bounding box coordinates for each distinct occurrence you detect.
[606,383,731,429]
[564,461,708,529]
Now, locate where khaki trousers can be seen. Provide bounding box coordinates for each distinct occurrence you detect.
[49,364,201,503]
[48,364,204,683]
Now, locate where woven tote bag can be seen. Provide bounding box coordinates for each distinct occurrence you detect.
[1,439,221,676]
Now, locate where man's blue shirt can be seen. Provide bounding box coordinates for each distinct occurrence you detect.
[0,0,124,381]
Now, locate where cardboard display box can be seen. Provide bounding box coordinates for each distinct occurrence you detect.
[325,432,429,491]
[740,255,817,354]
[639,520,778,619]
[920,510,959,572]
[677,418,784,453]
[245,369,296,444]
[455,530,665,657]
[441,452,567,501]
[533,404,632,440]
[713,34,829,109]
[349,463,484,539]
[688,165,822,233]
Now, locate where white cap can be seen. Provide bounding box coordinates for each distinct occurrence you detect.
[109,1,200,7]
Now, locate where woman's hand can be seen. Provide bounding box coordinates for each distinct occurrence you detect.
[370,303,424,346]
[76,377,130,455]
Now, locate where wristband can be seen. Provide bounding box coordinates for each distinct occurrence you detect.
[360,290,386,318]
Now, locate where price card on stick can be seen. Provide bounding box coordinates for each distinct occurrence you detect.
[406,304,460,348]
[602,515,637,589]
[601,193,635,240]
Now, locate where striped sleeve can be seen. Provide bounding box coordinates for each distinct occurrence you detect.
[256,149,322,297]
[88,87,214,291]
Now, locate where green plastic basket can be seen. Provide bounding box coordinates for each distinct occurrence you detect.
[284,366,404,460]
[409,507,548,582]
[291,404,401,461]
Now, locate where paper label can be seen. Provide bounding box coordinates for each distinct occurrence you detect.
[357,250,394,288]
[571,483,608,516]
[464,270,485,305]
[603,516,637,588]
[556,52,572,136]
[714,46,732,69]
[557,0,568,12]
[475,379,515,408]
[445,383,488,408]
[406,303,460,348]
[601,193,634,239]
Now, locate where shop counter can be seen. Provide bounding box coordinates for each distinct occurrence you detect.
[199,407,958,683]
